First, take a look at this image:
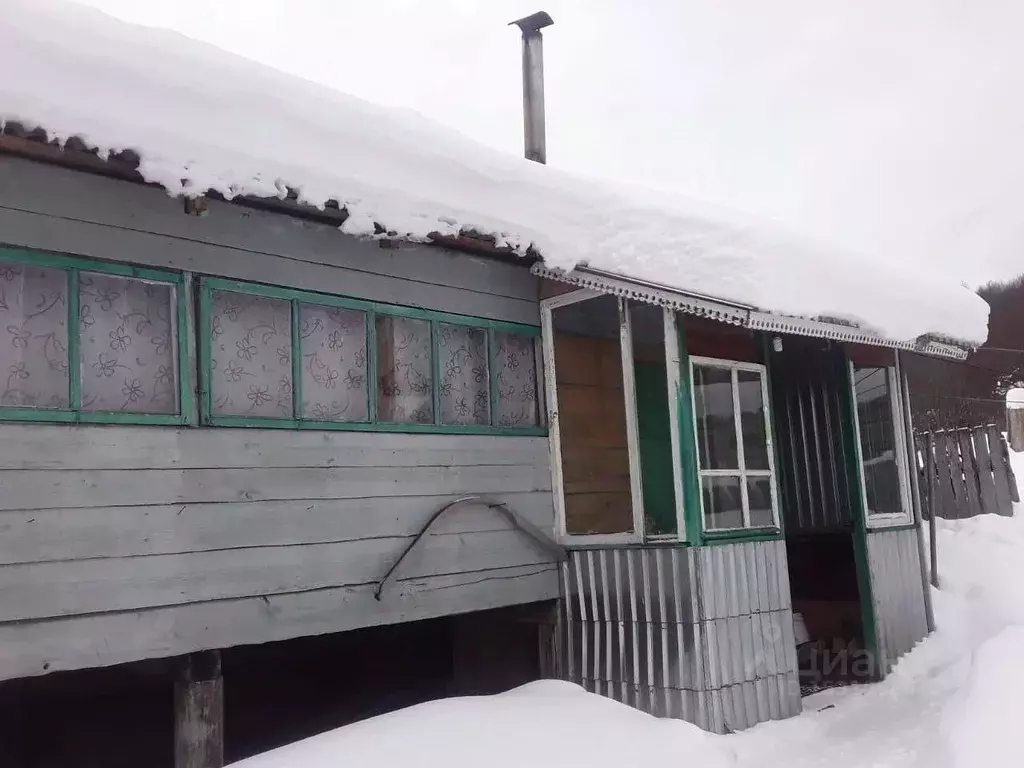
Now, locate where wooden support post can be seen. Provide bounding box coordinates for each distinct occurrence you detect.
[174,651,223,768]
[1008,407,1024,453]
[926,431,940,589]
[537,599,563,680]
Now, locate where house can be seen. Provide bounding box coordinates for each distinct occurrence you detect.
[0,0,989,763]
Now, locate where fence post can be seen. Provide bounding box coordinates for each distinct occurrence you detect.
[925,431,939,589]
[1008,388,1024,452]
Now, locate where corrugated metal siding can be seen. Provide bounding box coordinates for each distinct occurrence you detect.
[694,540,801,731]
[562,540,800,733]
[562,547,705,723]
[771,340,856,532]
[866,527,929,672]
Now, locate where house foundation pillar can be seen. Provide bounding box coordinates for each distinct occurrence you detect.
[174,650,223,768]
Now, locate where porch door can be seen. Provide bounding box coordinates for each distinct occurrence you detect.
[634,361,676,535]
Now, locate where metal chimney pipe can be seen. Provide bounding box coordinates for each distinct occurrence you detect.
[510,11,554,164]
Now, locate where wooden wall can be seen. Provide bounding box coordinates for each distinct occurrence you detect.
[0,155,539,325]
[0,155,557,681]
[554,332,633,534]
[685,316,762,363]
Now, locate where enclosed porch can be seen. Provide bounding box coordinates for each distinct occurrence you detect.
[538,272,939,732]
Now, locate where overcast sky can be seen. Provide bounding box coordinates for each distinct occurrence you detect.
[73,0,1024,288]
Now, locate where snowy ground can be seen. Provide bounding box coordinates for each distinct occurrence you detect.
[233,451,1024,768]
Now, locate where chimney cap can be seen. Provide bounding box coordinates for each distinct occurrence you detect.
[509,11,554,34]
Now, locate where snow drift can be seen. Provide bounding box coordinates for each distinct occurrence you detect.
[229,679,735,768]
[0,0,988,345]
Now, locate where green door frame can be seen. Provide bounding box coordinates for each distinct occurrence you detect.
[837,349,883,680]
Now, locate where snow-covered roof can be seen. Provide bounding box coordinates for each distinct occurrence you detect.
[0,0,989,346]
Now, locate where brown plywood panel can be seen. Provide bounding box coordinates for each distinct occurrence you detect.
[843,343,896,368]
[564,492,634,535]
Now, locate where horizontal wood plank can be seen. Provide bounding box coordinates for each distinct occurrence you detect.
[0,563,560,680]
[0,424,549,471]
[0,463,552,511]
[0,492,554,564]
[0,527,558,622]
[0,206,538,324]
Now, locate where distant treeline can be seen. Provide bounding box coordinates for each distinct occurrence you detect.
[905,275,1024,431]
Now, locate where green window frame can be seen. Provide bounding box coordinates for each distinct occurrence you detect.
[198,277,546,436]
[0,247,192,426]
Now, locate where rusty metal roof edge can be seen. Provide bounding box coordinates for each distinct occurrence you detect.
[533,264,971,360]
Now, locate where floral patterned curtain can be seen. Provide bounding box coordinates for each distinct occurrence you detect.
[0,260,69,409]
[299,303,368,421]
[79,273,177,413]
[210,290,293,417]
[438,323,489,425]
[376,314,433,423]
[493,332,539,428]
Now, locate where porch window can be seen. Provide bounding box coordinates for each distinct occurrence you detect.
[690,357,779,531]
[0,249,189,425]
[542,291,685,542]
[199,277,543,434]
[850,366,912,524]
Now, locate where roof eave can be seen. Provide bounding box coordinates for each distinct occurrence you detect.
[533,264,972,360]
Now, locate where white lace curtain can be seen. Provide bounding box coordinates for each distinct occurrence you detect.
[0,260,69,409]
[376,315,433,423]
[493,331,539,428]
[210,290,293,417]
[300,303,368,422]
[438,322,489,425]
[79,272,177,413]
[1,259,179,414]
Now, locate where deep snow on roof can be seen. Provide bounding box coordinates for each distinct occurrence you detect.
[0,0,989,344]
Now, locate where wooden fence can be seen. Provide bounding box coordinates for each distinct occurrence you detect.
[915,425,1019,519]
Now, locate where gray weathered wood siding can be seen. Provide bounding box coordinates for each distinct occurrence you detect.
[0,155,557,681]
[0,154,539,325]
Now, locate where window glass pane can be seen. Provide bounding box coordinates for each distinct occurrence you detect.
[210,290,293,417]
[737,369,769,470]
[693,365,738,470]
[79,273,177,414]
[747,476,774,528]
[439,323,489,426]
[376,315,433,423]
[553,295,633,535]
[854,367,904,516]
[702,475,743,530]
[299,304,368,422]
[493,331,539,428]
[0,260,69,409]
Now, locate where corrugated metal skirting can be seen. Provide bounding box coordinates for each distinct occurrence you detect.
[561,540,801,733]
[866,527,929,672]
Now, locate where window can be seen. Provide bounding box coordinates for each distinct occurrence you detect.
[0,249,189,424]
[690,357,778,532]
[301,303,368,422]
[850,365,911,524]
[377,314,434,424]
[199,278,543,434]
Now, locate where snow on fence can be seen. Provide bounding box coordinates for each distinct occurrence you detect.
[915,425,1019,519]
